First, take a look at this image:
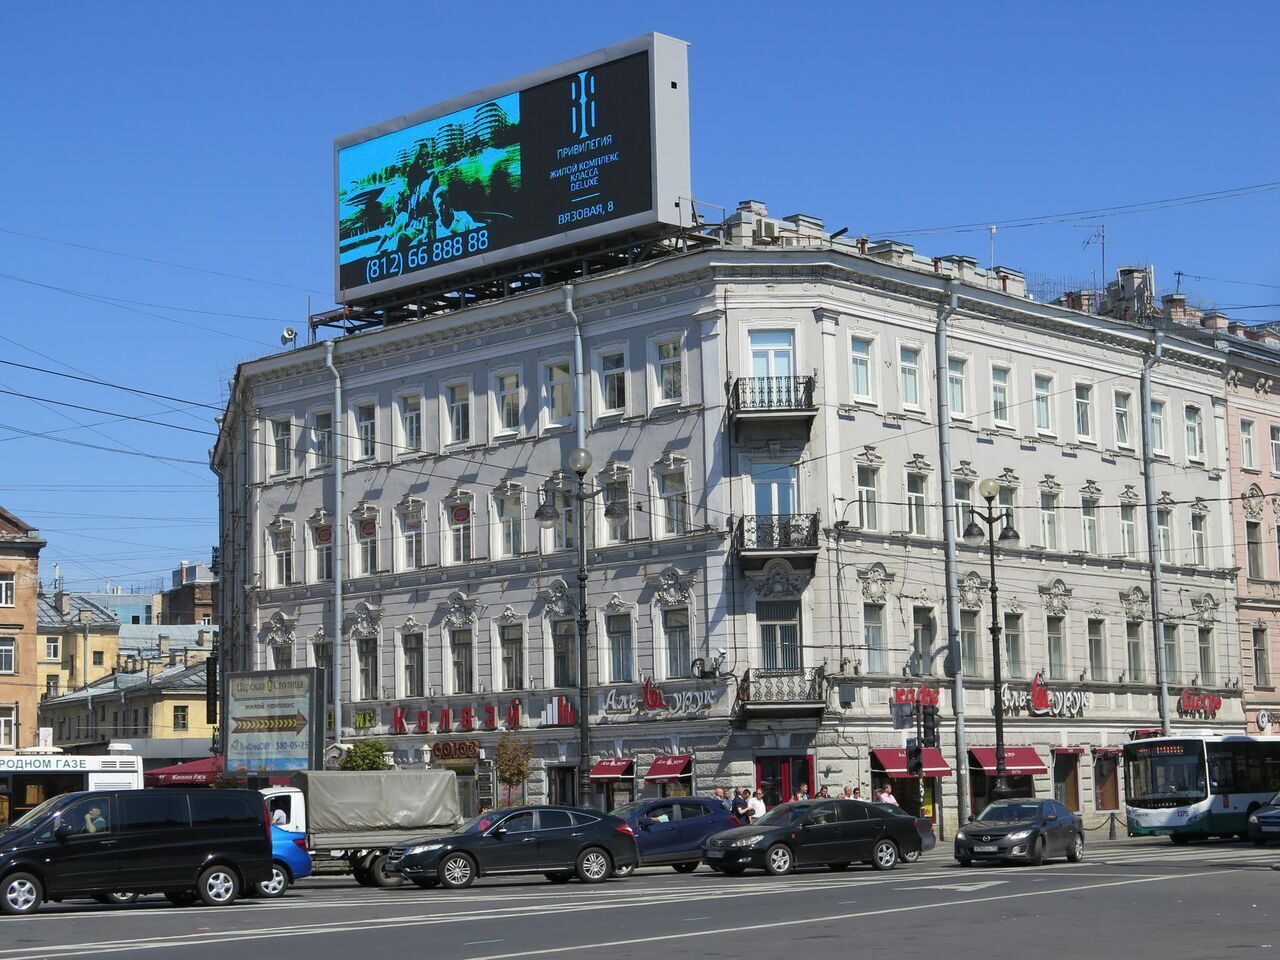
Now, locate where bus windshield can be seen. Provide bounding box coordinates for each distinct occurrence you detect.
[1125,740,1208,807]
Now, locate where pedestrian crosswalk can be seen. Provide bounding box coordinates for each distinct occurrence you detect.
[1086,841,1279,867]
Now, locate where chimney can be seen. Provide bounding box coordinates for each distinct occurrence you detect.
[157,634,169,657]
[1202,311,1229,331]
[1229,320,1248,338]
[1162,293,1188,324]
[55,591,71,617]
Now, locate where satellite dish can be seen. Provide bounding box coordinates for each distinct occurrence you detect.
[281,327,298,347]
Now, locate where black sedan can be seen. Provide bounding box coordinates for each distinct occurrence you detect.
[386,806,639,889]
[1248,792,1280,844]
[871,803,937,862]
[954,798,1084,866]
[701,799,922,875]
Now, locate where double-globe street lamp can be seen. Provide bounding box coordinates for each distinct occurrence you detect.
[533,447,630,808]
[962,478,1021,802]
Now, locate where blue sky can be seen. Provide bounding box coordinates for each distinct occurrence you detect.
[1,1,1276,591]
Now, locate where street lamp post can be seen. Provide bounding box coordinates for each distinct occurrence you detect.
[963,478,1020,803]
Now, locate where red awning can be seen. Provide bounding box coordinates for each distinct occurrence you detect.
[589,758,634,781]
[968,747,1048,776]
[643,754,692,782]
[870,748,953,778]
[1092,746,1123,757]
[144,756,223,786]
[1051,747,1085,755]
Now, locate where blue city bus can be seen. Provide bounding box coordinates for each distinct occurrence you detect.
[1124,735,1280,843]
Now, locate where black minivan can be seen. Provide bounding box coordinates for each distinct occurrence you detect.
[0,789,272,915]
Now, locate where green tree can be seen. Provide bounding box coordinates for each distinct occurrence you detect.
[338,738,392,771]
[494,731,533,806]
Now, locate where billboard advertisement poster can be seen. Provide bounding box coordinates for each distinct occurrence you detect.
[336,33,690,303]
[225,669,322,774]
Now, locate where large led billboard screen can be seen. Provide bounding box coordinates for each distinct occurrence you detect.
[335,33,690,304]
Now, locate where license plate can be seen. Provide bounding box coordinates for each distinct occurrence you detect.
[974,845,999,853]
[705,849,725,858]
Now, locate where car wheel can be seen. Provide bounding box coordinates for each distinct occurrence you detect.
[411,878,440,889]
[956,855,972,868]
[827,862,850,872]
[438,853,476,889]
[612,861,636,878]
[1026,838,1045,867]
[254,863,291,898]
[576,847,611,883]
[196,866,240,906]
[1,872,43,916]
[904,848,922,863]
[764,844,794,876]
[672,862,698,874]
[545,873,572,884]
[165,890,197,906]
[367,853,405,889]
[1066,834,1084,863]
[351,866,374,886]
[873,840,899,871]
[93,892,139,905]
[719,864,746,876]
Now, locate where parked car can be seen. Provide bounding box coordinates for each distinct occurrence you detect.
[609,796,739,874]
[702,799,921,876]
[954,798,1083,866]
[871,803,936,861]
[0,789,272,915]
[386,805,638,889]
[1248,792,1280,844]
[252,826,312,898]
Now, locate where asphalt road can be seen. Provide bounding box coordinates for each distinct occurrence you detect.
[4,838,1278,960]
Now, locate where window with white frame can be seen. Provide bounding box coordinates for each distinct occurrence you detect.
[1272,426,1280,472]
[447,501,473,564]
[356,404,376,459]
[272,527,294,586]
[1127,622,1144,682]
[1081,498,1099,555]
[899,345,921,408]
[500,624,524,690]
[1033,374,1053,432]
[1120,504,1138,558]
[552,619,576,687]
[1253,626,1271,687]
[850,336,873,401]
[400,395,422,454]
[552,490,574,551]
[1074,384,1093,439]
[312,411,333,466]
[0,707,13,748]
[1004,613,1023,678]
[911,607,934,676]
[961,609,980,675]
[1157,507,1173,563]
[495,370,522,434]
[758,600,801,671]
[0,573,14,607]
[271,419,292,474]
[0,637,14,674]
[600,349,626,414]
[403,511,424,569]
[1242,419,1257,469]
[357,517,378,575]
[1163,625,1180,683]
[358,638,378,700]
[544,360,572,426]
[314,526,333,581]
[948,357,967,416]
[863,604,885,674]
[656,338,683,403]
[495,494,522,558]
[603,476,630,543]
[606,613,633,683]
[451,628,474,694]
[664,608,691,678]
[1047,615,1066,679]
[1039,492,1059,550]
[856,465,879,531]
[45,635,59,662]
[954,479,973,532]
[403,632,424,698]
[991,366,1011,424]
[1088,619,1106,681]
[273,644,293,671]
[1198,627,1215,686]
[1151,400,1167,453]
[446,383,470,444]
[1184,405,1204,460]
[1114,391,1132,447]
[659,467,689,536]
[1247,521,1263,578]
[1191,513,1207,566]
[906,472,927,536]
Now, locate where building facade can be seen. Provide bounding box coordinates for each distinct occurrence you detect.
[0,508,44,753]
[161,561,219,626]
[36,592,120,700]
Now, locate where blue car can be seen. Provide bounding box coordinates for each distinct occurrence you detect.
[609,797,740,874]
[253,825,312,898]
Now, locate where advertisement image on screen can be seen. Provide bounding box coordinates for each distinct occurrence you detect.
[336,37,686,303]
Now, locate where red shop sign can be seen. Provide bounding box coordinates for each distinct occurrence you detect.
[893,687,940,707]
[1178,689,1223,718]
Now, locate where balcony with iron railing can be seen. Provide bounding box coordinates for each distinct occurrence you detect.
[729,375,817,423]
[738,667,826,718]
[734,513,820,570]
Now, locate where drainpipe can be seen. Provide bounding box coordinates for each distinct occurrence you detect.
[934,278,968,831]
[325,340,346,751]
[1140,329,1172,735]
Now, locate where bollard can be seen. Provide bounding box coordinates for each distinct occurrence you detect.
[1108,812,1117,840]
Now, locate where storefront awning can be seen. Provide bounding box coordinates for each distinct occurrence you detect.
[643,754,692,783]
[968,747,1048,776]
[589,758,634,781]
[1092,746,1123,757]
[144,756,223,786]
[1051,747,1084,755]
[870,748,952,778]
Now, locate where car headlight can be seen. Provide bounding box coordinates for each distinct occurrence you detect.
[1006,830,1032,841]
[731,835,765,848]
[1250,815,1259,824]
[406,842,445,856]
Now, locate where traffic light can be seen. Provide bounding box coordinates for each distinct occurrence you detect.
[906,742,924,777]
[922,705,941,749]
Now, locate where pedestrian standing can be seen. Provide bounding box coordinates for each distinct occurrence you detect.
[749,789,767,821]
[731,788,750,823]
[817,786,831,799]
[841,784,854,799]
[714,787,732,811]
[852,786,863,800]
[879,783,899,806]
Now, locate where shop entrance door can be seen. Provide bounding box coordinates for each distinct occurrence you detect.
[754,755,814,809]
[548,766,578,807]
[1053,754,1081,813]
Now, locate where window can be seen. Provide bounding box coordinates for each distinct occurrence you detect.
[500,624,524,690]
[403,512,424,569]
[601,350,626,414]
[1047,616,1066,679]
[1151,400,1167,453]
[1184,406,1203,459]
[451,629,474,694]
[403,632,424,698]
[358,638,378,700]
[273,644,293,670]
[1034,375,1053,432]
[400,396,422,453]
[1004,613,1023,678]
[0,637,14,674]
[92,650,104,667]
[1243,420,1257,469]
[544,360,572,425]
[664,608,691,678]
[356,404,376,459]
[1081,499,1099,555]
[271,419,291,474]
[312,411,333,466]
[1272,426,1280,472]
[315,527,333,581]
[991,366,1010,424]
[758,600,800,670]
[961,610,979,675]
[0,708,12,748]
[864,604,885,674]
[272,529,293,586]
[448,502,473,564]
[954,479,973,532]
[358,519,378,575]
[1121,504,1138,558]
[0,574,12,607]
[1114,392,1132,447]
[1191,513,1207,566]
[173,704,188,731]
[496,371,522,434]
[1157,508,1173,564]
[1074,384,1093,439]
[1247,521,1263,578]
[1039,492,1059,550]
[552,490,574,551]
[446,383,471,444]
[659,469,689,536]
[906,472,927,536]
[1127,621,1144,682]
[911,607,934,675]
[1162,625,1180,683]
[1254,627,1272,687]
[496,495,523,558]
[899,345,921,408]
[856,466,879,531]
[1198,627,1214,687]
[850,337,873,400]
[948,357,967,416]
[657,339,683,402]
[552,620,576,687]
[314,642,332,685]
[45,636,60,662]
[1088,619,1106,681]
[603,477,630,543]
[607,613,633,683]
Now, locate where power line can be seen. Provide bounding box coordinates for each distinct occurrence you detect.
[0,422,208,464]
[0,389,215,436]
[0,272,293,323]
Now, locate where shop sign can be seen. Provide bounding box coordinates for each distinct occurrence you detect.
[601,676,721,718]
[1178,689,1223,720]
[431,740,481,763]
[1259,710,1271,732]
[1001,673,1090,719]
[353,710,377,729]
[892,686,941,707]
[386,700,522,735]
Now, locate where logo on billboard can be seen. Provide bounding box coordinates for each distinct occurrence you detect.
[570,69,597,139]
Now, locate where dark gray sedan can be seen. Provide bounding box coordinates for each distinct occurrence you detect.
[1248,793,1280,844]
[954,798,1083,866]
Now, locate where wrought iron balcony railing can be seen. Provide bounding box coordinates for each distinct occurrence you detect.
[740,667,823,703]
[731,375,817,414]
[736,513,820,551]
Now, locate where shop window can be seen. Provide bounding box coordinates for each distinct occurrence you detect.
[1053,753,1081,813]
[1094,754,1120,811]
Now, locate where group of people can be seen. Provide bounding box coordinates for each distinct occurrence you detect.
[712,782,900,823]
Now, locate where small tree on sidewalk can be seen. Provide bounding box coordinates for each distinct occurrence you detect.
[494,731,533,806]
[338,738,393,771]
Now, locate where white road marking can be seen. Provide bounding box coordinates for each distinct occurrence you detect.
[464,940,505,946]
[903,881,1007,893]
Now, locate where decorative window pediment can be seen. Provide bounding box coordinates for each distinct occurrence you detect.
[1039,578,1071,616]
[268,516,294,536]
[1080,479,1102,498]
[263,611,296,647]
[1193,593,1219,625]
[746,558,809,598]
[351,500,379,522]
[1120,586,1148,622]
[396,494,425,515]
[954,460,978,480]
[858,562,895,602]
[959,571,986,609]
[496,604,522,625]
[494,478,523,497]
[1119,484,1140,504]
[857,445,884,466]
[1039,474,1061,494]
[604,593,632,614]
[654,451,689,471]
[306,508,331,529]
[1243,484,1266,520]
[441,591,479,628]
[996,467,1020,487]
[348,599,382,638]
[541,579,576,616]
[650,568,693,607]
[905,453,933,473]
[1157,490,1176,507]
